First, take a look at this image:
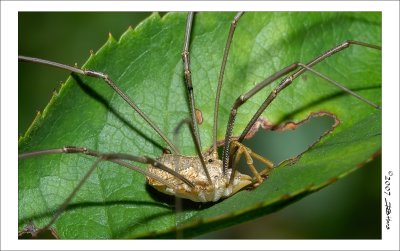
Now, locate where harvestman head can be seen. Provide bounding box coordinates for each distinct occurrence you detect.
[18,12,381,236]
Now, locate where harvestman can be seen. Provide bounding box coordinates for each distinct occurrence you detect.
[19,12,381,236]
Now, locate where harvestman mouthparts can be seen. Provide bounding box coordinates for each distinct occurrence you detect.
[19,12,381,235]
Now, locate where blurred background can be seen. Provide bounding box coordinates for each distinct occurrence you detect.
[19,12,381,239]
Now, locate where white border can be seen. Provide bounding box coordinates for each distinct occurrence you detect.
[2,1,399,250]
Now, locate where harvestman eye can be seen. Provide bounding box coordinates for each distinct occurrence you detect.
[18,12,381,238]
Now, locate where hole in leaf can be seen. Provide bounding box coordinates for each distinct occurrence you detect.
[237,114,335,175]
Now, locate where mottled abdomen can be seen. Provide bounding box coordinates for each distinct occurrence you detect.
[147,152,252,202]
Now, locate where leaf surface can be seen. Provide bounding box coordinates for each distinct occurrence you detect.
[19,12,381,239]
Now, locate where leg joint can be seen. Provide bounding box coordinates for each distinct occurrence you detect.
[63,146,87,154]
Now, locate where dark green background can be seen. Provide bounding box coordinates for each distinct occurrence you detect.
[18,12,381,239]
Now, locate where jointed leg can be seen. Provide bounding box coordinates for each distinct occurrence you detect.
[180,13,220,184]
[19,146,195,188]
[212,12,244,154]
[19,145,196,236]
[222,40,381,172]
[231,144,263,184]
[236,41,381,145]
[221,63,298,173]
[229,141,274,185]
[182,12,202,153]
[18,56,179,154]
[250,150,274,178]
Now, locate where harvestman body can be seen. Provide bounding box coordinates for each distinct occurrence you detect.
[19,12,381,235]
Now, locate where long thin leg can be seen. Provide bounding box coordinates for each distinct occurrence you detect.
[237,43,381,144]
[221,63,298,173]
[18,55,179,154]
[181,12,203,153]
[222,40,381,172]
[19,146,195,188]
[212,12,244,154]
[19,146,197,236]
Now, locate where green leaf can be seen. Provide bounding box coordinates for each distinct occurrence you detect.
[19,12,381,239]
